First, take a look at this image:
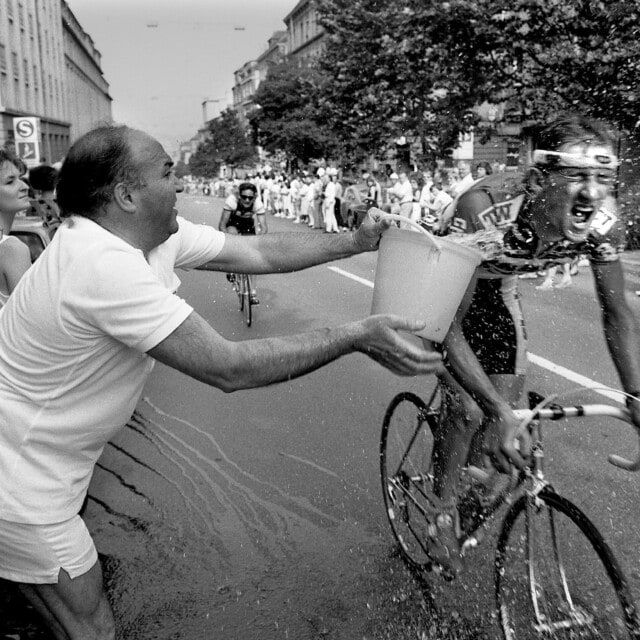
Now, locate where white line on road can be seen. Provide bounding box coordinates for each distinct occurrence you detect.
[328,266,624,404]
[328,265,374,288]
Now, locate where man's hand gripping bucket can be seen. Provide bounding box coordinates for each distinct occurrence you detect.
[371,213,483,342]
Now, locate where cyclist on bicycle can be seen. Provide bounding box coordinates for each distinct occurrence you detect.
[427,113,640,575]
[218,181,267,304]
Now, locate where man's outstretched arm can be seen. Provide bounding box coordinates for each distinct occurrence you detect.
[197,208,388,275]
[148,310,442,392]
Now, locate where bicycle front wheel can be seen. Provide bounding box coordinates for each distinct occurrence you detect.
[380,390,440,572]
[243,274,252,327]
[235,274,244,312]
[495,488,640,639]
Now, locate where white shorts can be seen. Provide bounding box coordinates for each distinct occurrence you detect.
[0,515,98,584]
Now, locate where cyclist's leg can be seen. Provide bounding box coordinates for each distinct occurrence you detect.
[431,369,484,503]
[462,275,528,470]
[428,276,527,572]
[431,372,525,501]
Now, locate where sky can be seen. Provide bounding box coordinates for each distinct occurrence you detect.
[66,0,296,156]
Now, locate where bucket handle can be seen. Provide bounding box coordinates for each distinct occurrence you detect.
[376,213,442,252]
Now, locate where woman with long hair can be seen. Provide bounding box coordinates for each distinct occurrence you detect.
[0,149,32,306]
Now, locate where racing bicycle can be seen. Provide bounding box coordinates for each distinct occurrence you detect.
[380,385,640,639]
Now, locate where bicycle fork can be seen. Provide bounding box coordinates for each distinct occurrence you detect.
[523,435,595,634]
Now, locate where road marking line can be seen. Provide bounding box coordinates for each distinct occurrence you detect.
[526,354,623,403]
[328,265,374,288]
[328,266,624,404]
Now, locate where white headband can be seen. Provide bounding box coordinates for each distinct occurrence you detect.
[532,149,619,169]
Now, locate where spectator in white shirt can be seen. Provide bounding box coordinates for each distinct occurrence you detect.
[424,182,453,234]
[388,171,414,227]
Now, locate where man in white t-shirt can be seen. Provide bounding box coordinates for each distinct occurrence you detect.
[387,171,414,224]
[450,160,475,198]
[423,182,453,234]
[0,125,442,639]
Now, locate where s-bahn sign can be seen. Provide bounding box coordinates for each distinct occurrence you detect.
[13,117,40,168]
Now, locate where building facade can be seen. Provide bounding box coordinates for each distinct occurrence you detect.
[230,30,289,129]
[61,1,111,143]
[283,0,325,65]
[0,0,111,164]
[231,59,260,128]
[256,30,288,83]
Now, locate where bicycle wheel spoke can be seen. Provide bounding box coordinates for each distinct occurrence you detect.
[496,491,639,639]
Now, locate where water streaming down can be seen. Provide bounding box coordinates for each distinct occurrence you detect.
[81,399,413,639]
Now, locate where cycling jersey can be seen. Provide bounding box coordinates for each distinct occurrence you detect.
[448,173,623,277]
[222,193,266,235]
[444,173,623,376]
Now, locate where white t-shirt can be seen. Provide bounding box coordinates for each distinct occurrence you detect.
[389,180,414,204]
[0,215,225,524]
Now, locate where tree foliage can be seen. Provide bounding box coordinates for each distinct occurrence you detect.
[430,0,640,132]
[316,0,488,164]
[314,0,640,162]
[248,61,337,165]
[189,108,257,177]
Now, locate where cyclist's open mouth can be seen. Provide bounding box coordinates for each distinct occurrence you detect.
[567,204,594,236]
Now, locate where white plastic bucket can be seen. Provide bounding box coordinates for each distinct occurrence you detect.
[371,214,483,342]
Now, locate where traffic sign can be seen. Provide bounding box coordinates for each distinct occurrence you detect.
[13,117,40,167]
[17,142,38,161]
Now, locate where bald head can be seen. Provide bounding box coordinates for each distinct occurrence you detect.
[57,125,148,219]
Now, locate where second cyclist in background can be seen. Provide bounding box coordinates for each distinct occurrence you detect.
[218,181,267,304]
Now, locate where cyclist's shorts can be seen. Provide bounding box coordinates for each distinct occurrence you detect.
[0,515,98,584]
[461,275,527,376]
[227,214,256,235]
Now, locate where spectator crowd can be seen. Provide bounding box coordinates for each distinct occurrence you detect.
[182,158,510,236]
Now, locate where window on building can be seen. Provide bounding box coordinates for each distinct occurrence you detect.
[23,58,28,87]
[0,45,6,74]
[11,51,18,80]
[7,0,14,22]
[28,13,33,40]
[18,2,24,31]
[32,64,37,89]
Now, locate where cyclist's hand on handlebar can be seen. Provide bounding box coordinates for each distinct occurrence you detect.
[352,208,392,252]
[482,411,530,474]
[354,315,443,376]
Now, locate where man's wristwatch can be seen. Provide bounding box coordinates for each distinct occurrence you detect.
[625,391,640,408]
